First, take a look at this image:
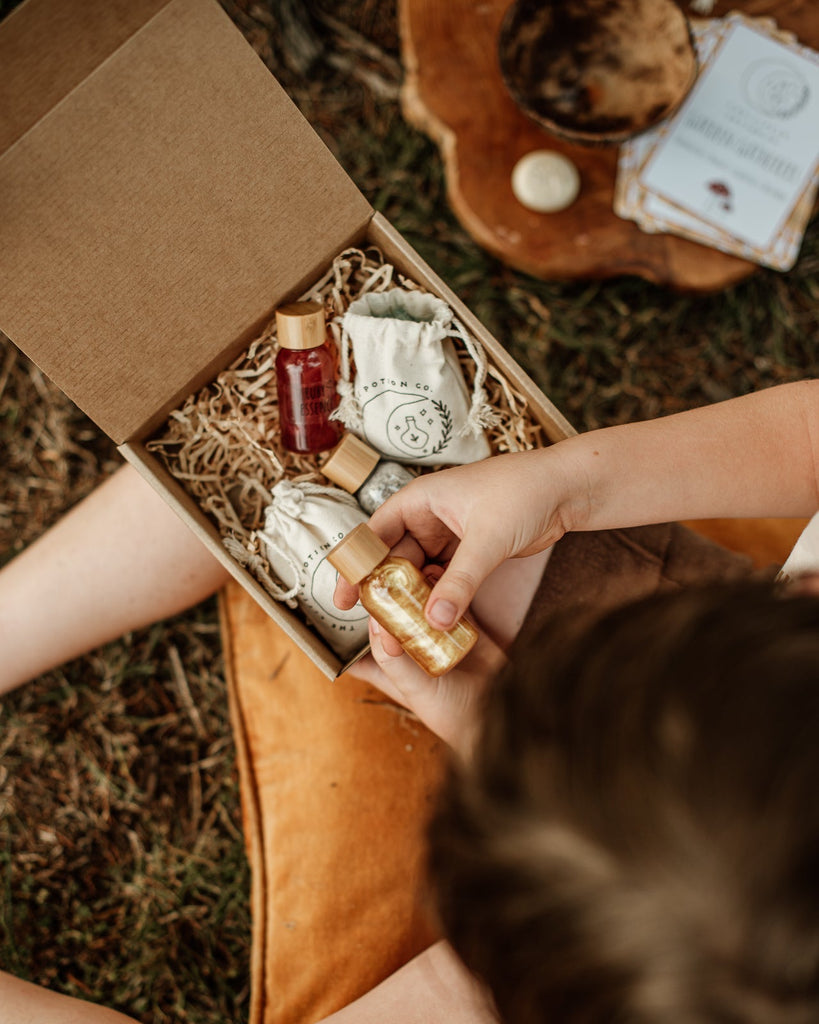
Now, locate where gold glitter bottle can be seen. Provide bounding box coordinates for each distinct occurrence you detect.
[328,523,478,677]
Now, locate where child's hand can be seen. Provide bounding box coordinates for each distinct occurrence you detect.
[337,538,552,759]
[344,557,549,760]
[349,616,505,762]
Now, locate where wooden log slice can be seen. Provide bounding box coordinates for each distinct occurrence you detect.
[399,0,819,290]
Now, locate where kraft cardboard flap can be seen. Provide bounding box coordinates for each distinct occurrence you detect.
[0,0,372,444]
[0,0,173,155]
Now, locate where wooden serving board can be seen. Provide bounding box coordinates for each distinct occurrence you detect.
[399,0,819,291]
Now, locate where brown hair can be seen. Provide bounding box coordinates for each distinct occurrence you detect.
[429,582,819,1023]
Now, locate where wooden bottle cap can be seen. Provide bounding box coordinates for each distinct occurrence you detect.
[322,433,380,493]
[328,523,390,585]
[276,301,326,350]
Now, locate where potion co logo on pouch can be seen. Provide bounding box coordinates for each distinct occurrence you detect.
[259,479,372,658]
[301,535,369,632]
[338,287,493,467]
[359,382,453,460]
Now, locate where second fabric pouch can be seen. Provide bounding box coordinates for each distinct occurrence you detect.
[334,288,495,465]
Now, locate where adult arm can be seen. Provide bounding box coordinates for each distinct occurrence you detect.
[337,380,819,629]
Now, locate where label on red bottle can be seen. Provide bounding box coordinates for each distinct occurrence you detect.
[300,382,338,417]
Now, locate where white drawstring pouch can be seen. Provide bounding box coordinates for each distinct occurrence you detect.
[334,288,496,465]
[231,479,371,659]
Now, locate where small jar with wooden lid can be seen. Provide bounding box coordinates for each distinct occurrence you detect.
[322,433,415,514]
[328,523,478,677]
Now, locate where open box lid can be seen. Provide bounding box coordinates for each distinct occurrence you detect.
[0,0,373,443]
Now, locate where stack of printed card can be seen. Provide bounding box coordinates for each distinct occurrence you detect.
[614,13,819,271]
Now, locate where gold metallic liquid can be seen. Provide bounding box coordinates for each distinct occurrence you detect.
[360,557,478,676]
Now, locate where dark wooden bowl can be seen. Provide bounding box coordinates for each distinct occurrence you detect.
[498,0,698,146]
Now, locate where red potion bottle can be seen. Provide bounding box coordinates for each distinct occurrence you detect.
[275,301,342,454]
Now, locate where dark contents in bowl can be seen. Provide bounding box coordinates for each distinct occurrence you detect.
[498,0,697,143]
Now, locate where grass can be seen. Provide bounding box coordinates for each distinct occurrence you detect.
[1,0,817,1021]
[0,603,250,1021]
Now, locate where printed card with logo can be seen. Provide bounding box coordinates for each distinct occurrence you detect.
[615,14,819,270]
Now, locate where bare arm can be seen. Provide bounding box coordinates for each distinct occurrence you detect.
[559,378,819,531]
[0,463,230,695]
[337,380,819,629]
[0,972,139,1024]
[319,941,497,1024]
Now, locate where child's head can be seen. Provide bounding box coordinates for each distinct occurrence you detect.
[429,581,819,1023]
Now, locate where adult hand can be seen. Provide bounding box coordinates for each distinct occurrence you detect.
[335,448,574,630]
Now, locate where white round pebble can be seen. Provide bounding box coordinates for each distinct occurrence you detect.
[511,150,581,213]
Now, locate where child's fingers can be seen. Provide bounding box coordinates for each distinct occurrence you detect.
[424,563,444,584]
[333,576,360,610]
[353,617,500,756]
[333,536,426,610]
[347,651,403,707]
[368,620,437,705]
[369,617,404,658]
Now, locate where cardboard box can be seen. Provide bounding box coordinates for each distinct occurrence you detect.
[0,0,575,677]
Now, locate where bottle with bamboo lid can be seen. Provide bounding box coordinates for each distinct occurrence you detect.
[321,433,415,514]
[275,301,342,454]
[328,523,478,677]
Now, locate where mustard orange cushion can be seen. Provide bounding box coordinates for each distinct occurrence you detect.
[220,580,445,1024]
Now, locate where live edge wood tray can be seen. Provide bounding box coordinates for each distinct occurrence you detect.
[399,0,819,291]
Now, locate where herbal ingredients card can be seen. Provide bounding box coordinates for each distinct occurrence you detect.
[615,14,819,270]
